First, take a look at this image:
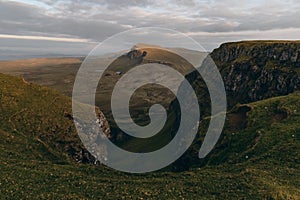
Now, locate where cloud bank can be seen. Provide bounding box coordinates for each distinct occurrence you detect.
[1,0,300,58]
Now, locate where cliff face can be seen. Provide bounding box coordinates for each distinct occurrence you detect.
[210,41,300,106]
[171,41,300,171]
[212,41,300,64]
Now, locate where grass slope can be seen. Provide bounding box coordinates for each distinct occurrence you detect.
[0,73,85,163]
[0,73,299,199]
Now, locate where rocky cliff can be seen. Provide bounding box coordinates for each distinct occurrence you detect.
[171,41,300,171]
[211,41,300,106]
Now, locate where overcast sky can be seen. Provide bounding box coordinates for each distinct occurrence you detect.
[1,0,300,59]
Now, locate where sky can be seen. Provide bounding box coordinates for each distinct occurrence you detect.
[0,0,300,59]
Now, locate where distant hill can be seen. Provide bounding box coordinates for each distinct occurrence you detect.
[0,57,82,96]
[0,57,83,69]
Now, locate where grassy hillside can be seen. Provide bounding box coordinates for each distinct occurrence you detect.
[0,73,90,163]
[0,73,299,199]
[184,92,300,166]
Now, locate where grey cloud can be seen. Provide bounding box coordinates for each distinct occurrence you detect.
[3,0,300,38]
[1,0,300,58]
[40,0,152,10]
[0,1,126,40]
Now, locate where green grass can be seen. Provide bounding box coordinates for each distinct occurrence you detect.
[0,73,299,199]
[0,73,84,163]
[1,119,297,199]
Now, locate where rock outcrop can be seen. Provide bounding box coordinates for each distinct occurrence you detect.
[127,49,147,60]
[73,109,111,164]
[212,41,300,64]
[211,41,300,106]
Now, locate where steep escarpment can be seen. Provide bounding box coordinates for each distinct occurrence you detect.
[171,41,300,170]
[211,41,300,106]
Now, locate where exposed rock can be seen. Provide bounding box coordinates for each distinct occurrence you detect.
[73,109,111,164]
[210,41,300,106]
[127,49,147,60]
